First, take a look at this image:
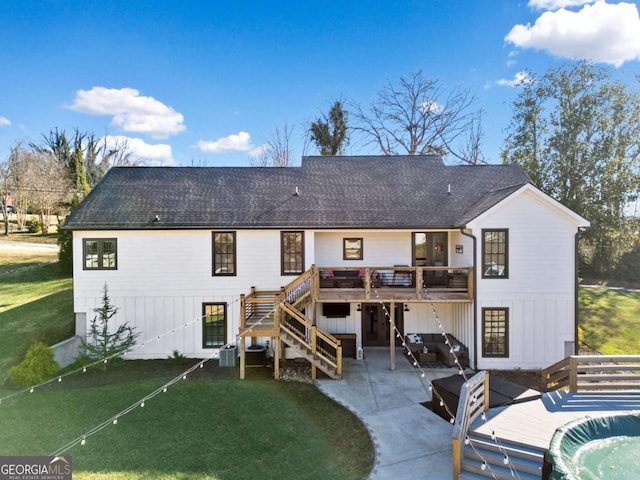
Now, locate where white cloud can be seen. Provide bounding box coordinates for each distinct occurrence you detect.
[528,0,595,11]
[496,71,533,87]
[103,135,174,166]
[68,87,186,139]
[197,131,254,154]
[248,143,270,158]
[420,101,444,114]
[506,1,640,67]
[0,116,11,127]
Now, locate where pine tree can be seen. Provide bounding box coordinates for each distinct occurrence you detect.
[83,284,139,366]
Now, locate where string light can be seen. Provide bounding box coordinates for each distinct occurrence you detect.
[0,297,247,407]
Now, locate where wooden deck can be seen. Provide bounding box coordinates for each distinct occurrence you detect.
[317,287,471,303]
[471,390,640,451]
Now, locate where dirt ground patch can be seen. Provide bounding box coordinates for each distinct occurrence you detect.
[489,369,543,392]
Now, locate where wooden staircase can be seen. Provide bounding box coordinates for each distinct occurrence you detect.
[453,372,545,479]
[459,433,545,479]
[239,269,343,380]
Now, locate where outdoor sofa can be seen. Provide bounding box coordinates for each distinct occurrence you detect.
[404,332,469,368]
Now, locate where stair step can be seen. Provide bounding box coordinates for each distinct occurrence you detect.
[458,471,497,480]
[466,435,545,462]
[461,458,541,480]
[464,446,543,476]
[471,431,547,457]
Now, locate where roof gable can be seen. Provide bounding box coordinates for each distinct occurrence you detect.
[466,183,590,228]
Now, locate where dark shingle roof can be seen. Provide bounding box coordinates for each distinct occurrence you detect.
[63,155,530,230]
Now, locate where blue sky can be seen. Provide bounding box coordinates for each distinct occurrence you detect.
[1,0,639,167]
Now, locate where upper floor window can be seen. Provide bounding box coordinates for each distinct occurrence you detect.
[343,238,363,260]
[482,229,508,278]
[281,231,304,275]
[482,308,509,357]
[83,238,117,270]
[213,232,236,276]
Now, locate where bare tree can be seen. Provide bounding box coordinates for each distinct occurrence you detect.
[352,70,482,163]
[457,110,486,165]
[0,157,10,235]
[3,143,31,231]
[249,124,295,167]
[10,147,71,235]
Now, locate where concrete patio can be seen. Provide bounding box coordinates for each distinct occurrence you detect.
[316,346,464,479]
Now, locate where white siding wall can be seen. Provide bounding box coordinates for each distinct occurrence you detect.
[73,230,312,359]
[470,189,579,370]
[314,231,413,267]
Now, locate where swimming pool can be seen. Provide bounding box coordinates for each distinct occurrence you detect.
[546,412,640,479]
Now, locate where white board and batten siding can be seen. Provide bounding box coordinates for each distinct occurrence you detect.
[469,185,588,370]
[73,229,315,359]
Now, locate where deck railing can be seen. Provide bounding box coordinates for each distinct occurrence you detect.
[313,265,473,300]
[240,287,281,331]
[452,371,489,479]
[543,355,640,392]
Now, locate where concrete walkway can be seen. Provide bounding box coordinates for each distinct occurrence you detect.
[316,347,457,479]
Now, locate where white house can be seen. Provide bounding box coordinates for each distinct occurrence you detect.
[63,155,589,377]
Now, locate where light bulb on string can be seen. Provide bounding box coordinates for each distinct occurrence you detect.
[113,418,118,425]
[80,438,86,446]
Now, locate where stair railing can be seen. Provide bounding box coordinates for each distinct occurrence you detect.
[279,299,342,378]
[282,268,313,309]
[452,370,489,480]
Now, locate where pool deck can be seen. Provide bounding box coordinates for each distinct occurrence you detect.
[472,390,640,451]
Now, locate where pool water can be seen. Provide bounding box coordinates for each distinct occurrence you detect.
[575,436,640,479]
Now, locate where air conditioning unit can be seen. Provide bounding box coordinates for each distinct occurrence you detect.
[219,345,237,367]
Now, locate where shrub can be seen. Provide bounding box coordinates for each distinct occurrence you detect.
[9,342,60,388]
[27,219,42,234]
[169,350,188,366]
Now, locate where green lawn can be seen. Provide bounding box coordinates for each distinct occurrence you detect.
[0,251,374,479]
[579,287,640,355]
[0,260,73,381]
[0,362,373,480]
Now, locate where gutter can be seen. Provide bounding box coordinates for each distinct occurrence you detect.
[459,227,478,369]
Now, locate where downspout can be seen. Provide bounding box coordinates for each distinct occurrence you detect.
[460,227,478,369]
[574,228,586,355]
